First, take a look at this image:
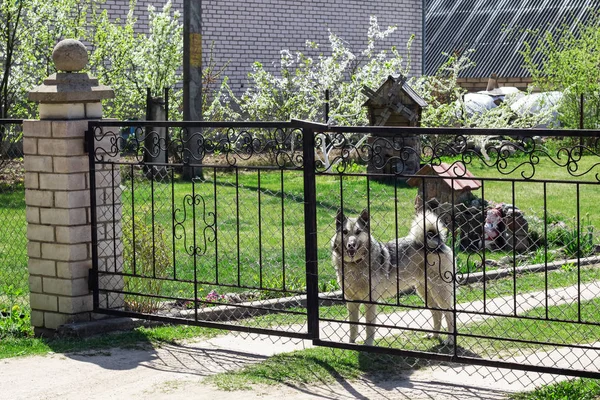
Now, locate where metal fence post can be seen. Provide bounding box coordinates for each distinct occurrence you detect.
[86,125,99,311]
[302,125,319,339]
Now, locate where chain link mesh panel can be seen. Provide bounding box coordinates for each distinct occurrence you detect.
[314,128,600,380]
[89,121,600,384]
[91,122,311,338]
[0,120,27,337]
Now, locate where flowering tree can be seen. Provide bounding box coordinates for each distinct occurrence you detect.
[89,1,183,120]
[89,1,237,121]
[0,0,88,118]
[237,16,413,125]
[408,50,474,128]
[230,17,413,170]
[0,0,188,121]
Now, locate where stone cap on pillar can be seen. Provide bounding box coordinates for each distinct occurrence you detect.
[28,39,115,120]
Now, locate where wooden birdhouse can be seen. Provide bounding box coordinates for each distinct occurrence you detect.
[362,75,427,181]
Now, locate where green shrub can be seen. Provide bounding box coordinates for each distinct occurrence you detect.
[0,286,31,338]
[528,247,555,265]
[122,209,172,313]
[563,225,595,258]
[544,214,596,259]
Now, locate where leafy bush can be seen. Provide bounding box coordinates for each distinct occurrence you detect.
[545,215,595,259]
[563,225,595,259]
[122,208,172,313]
[0,285,31,338]
[522,14,600,130]
[528,247,555,265]
[0,307,30,338]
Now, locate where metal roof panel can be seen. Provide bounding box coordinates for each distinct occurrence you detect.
[425,0,598,78]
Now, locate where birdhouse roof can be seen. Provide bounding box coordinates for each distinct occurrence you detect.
[406,162,482,191]
[362,75,428,109]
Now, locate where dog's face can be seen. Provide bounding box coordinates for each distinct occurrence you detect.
[425,225,445,250]
[334,209,371,262]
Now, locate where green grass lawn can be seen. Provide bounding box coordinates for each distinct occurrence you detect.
[0,186,28,324]
[204,346,408,391]
[511,378,600,399]
[0,323,220,359]
[115,153,599,307]
[1,150,599,346]
[453,153,600,225]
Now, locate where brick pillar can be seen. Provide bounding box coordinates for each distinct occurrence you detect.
[25,39,115,334]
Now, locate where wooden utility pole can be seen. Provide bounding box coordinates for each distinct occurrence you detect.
[183,0,203,180]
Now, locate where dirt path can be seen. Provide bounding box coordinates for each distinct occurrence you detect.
[3,282,597,399]
[0,333,515,400]
[1,330,579,400]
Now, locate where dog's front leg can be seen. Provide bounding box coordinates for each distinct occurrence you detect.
[347,302,360,343]
[428,309,442,340]
[364,303,377,346]
[417,285,440,340]
[443,311,455,346]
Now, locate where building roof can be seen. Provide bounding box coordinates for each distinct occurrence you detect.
[425,0,598,78]
[406,162,482,191]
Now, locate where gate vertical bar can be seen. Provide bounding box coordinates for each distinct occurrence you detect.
[302,125,319,339]
[87,124,99,310]
[192,178,199,321]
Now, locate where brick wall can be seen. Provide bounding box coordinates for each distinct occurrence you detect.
[458,77,534,93]
[101,0,423,94]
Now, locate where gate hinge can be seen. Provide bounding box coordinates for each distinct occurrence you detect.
[88,269,98,291]
[84,129,92,154]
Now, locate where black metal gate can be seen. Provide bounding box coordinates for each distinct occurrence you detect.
[87,120,600,379]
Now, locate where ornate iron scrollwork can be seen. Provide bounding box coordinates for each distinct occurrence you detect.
[313,131,600,181]
[92,124,305,168]
[173,188,216,257]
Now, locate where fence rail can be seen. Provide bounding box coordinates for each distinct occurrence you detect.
[88,119,600,379]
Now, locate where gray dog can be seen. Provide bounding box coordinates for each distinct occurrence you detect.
[331,209,455,346]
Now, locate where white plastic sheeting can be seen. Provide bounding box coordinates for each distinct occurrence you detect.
[460,88,562,127]
[463,93,497,117]
[510,91,563,115]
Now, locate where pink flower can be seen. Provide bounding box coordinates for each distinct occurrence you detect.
[206,290,220,302]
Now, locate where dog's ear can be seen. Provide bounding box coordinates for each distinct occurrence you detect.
[336,208,344,230]
[359,208,370,228]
